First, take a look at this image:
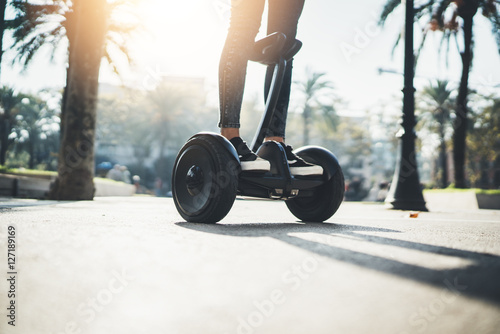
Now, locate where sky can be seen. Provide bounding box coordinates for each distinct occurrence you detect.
[2,0,500,118]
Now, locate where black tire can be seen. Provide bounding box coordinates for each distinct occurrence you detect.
[172,135,239,223]
[286,150,345,222]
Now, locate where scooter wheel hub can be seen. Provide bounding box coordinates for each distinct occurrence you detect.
[185,165,205,196]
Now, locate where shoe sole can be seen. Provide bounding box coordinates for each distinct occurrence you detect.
[240,160,323,175]
[290,165,324,176]
[240,160,271,172]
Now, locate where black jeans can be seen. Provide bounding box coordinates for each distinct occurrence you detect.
[218,0,305,138]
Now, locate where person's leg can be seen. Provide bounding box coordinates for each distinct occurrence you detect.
[264,0,305,142]
[219,0,265,141]
[219,0,271,171]
[264,0,322,176]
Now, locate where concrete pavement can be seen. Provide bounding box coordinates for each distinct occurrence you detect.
[0,197,499,334]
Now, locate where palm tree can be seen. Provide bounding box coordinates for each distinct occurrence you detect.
[419,80,454,188]
[467,94,500,187]
[13,94,58,169]
[0,0,7,81]
[7,0,137,129]
[1,1,11,158]
[0,87,23,165]
[5,0,138,199]
[380,0,500,188]
[294,69,337,146]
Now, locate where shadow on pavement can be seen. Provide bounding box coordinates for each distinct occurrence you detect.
[177,221,500,306]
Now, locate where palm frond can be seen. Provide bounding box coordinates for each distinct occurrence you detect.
[103,49,120,77]
[13,34,45,67]
[390,32,402,59]
[105,30,133,65]
[432,0,452,27]
[320,105,338,130]
[485,4,500,54]
[379,0,401,25]
[414,25,428,69]
[5,0,140,76]
[383,0,438,60]
[107,22,139,36]
[438,28,451,67]
[11,26,64,67]
[99,1,141,73]
[1,87,23,112]
[7,1,68,67]
[415,1,435,18]
[3,12,25,30]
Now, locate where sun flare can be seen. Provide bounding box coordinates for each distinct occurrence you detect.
[117,0,227,79]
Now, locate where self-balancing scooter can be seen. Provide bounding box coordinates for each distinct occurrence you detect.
[172,32,344,223]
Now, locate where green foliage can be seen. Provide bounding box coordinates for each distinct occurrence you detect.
[3,0,143,200]
[416,80,455,187]
[379,0,500,57]
[5,0,141,72]
[466,94,500,188]
[0,166,57,176]
[475,188,500,195]
[293,68,339,146]
[145,81,212,155]
[1,89,61,170]
[380,0,500,188]
[6,0,70,66]
[379,0,401,26]
[468,95,500,162]
[95,80,216,190]
[0,164,12,173]
[423,187,500,195]
[4,150,29,167]
[288,110,375,182]
[0,86,24,164]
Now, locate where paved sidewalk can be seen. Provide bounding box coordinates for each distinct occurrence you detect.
[0,197,499,334]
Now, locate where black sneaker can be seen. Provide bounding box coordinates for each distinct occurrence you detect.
[230,137,270,172]
[280,143,323,176]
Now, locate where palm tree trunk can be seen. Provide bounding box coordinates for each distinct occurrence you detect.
[59,70,70,141]
[48,0,107,200]
[439,123,447,188]
[0,115,9,165]
[303,105,310,146]
[452,12,474,189]
[59,21,76,142]
[0,0,6,81]
[0,1,7,165]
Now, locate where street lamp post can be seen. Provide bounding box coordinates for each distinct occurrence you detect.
[385,0,428,211]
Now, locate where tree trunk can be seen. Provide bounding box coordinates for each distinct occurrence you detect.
[59,70,70,141]
[0,115,9,165]
[303,105,310,146]
[48,0,107,200]
[439,122,447,188]
[0,0,7,81]
[0,0,7,165]
[0,90,15,165]
[452,10,475,189]
[59,10,77,141]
